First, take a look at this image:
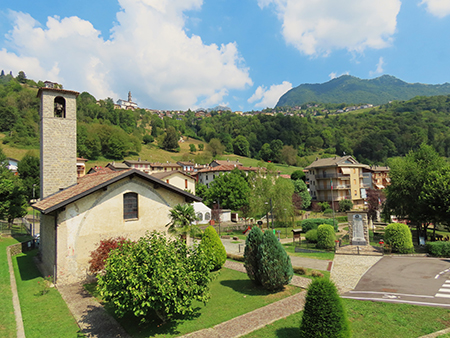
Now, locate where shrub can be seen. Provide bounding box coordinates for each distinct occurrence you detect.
[311,270,324,278]
[318,202,330,212]
[244,226,263,285]
[257,230,293,290]
[98,231,211,323]
[142,134,154,144]
[305,229,318,243]
[227,253,245,261]
[426,242,450,257]
[301,218,338,232]
[89,237,127,274]
[384,223,414,254]
[299,278,351,338]
[338,199,353,212]
[294,267,307,275]
[201,226,226,270]
[323,208,333,214]
[317,224,336,250]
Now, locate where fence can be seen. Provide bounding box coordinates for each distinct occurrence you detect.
[0,219,30,236]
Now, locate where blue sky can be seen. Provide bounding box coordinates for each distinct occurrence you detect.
[1,0,450,112]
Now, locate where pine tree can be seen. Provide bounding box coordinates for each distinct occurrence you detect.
[257,230,293,290]
[299,278,351,338]
[201,226,226,270]
[244,226,263,285]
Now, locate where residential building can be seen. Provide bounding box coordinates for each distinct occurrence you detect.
[150,171,196,194]
[305,156,370,210]
[363,166,390,190]
[210,159,242,168]
[195,164,258,188]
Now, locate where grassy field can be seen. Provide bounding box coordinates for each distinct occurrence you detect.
[12,249,83,338]
[0,236,20,338]
[243,298,450,338]
[89,268,300,337]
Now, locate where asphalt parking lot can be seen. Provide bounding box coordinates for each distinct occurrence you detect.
[342,256,450,307]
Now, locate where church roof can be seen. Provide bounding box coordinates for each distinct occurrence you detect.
[32,168,201,214]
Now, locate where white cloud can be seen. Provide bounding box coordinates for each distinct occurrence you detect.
[0,1,252,110]
[258,0,401,56]
[248,81,292,108]
[329,71,349,80]
[369,57,385,76]
[420,0,450,18]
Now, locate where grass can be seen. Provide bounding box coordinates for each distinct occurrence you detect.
[90,268,300,338]
[243,299,450,338]
[282,242,335,261]
[12,249,84,338]
[0,236,20,338]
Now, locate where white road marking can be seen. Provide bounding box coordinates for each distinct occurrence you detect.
[342,296,450,307]
[438,289,450,293]
[349,290,434,298]
[435,293,450,298]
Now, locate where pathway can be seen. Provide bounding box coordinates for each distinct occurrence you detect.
[6,244,25,338]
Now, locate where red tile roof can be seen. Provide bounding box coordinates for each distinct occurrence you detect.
[33,168,201,214]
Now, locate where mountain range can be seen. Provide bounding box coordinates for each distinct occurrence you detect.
[276,75,450,107]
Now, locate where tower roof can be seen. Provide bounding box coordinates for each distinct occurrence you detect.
[37,87,80,98]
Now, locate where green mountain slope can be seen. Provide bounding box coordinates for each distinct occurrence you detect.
[276,75,450,107]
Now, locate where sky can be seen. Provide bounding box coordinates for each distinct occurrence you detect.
[1,0,450,112]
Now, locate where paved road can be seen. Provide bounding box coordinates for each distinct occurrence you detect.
[342,256,450,307]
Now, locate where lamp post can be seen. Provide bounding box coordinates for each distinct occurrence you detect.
[32,184,36,237]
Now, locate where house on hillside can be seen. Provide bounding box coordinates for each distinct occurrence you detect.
[210,159,242,167]
[363,166,390,190]
[306,156,369,210]
[33,87,200,284]
[150,171,196,194]
[195,164,258,188]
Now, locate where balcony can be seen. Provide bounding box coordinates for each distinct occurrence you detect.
[316,173,350,179]
[316,184,350,190]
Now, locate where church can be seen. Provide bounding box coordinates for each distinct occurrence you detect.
[33,87,200,284]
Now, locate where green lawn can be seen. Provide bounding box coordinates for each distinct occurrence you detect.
[0,236,20,338]
[91,268,301,338]
[282,242,335,261]
[243,299,450,338]
[12,249,84,338]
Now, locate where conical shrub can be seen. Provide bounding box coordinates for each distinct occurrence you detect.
[257,230,293,290]
[244,226,263,284]
[299,278,351,338]
[201,226,227,270]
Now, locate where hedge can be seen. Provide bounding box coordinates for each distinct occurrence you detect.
[427,242,450,257]
[317,224,336,250]
[305,229,318,243]
[299,218,338,233]
[384,223,414,254]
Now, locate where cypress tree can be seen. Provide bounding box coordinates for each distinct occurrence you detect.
[244,226,263,284]
[201,226,226,270]
[257,230,293,290]
[299,278,351,338]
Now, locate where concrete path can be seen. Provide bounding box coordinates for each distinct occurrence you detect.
[57,283,130,338]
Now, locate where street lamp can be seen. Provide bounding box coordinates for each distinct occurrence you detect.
[32,184,36,237]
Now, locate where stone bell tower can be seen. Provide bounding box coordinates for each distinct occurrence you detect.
[38,87,79,199]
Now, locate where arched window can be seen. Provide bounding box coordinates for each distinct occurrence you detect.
[197,212,203,221]
[124,192,138,220]
[54,96,66,118]
[205,212,211,221]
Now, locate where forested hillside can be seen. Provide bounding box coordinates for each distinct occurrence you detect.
[276,75,450,107]
[2,72,450,166]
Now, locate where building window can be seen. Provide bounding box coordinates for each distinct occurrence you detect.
[205,212,211,220]
[197,212,203,221]
[185,179,188,189]
[124,192,138,220]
